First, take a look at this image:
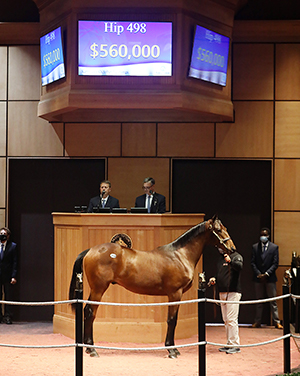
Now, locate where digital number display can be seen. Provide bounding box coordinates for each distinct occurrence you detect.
[78,21,172,76]
[40,27,65,86]
[188,25,230,86]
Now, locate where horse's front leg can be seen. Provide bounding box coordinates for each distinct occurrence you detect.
[84,300,99,357]
[165,302,181,359]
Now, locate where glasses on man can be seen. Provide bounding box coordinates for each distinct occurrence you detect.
[142,185,153,190]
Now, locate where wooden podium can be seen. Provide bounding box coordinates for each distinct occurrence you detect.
[52,213,205,343]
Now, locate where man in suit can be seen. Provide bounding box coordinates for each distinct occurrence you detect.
[0,227,17,324]
[251,227,283,329]
[135,177,166,214]
[87,180,120,212]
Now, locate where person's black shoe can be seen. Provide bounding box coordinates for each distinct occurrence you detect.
[218,347,230,352]
[3,317,12,324]
[226,347,241,354]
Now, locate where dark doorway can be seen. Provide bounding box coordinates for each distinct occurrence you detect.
[8,159,105,321]
[172,159,272,324]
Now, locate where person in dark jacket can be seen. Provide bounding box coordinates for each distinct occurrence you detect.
[87,180,120,213]
[0,227,17,324]
[251,227,283,329]
[209,249,243,354]
[135,177,166,213]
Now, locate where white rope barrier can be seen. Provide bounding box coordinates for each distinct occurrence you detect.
[0,343,75,349]
[0,293,298,307]
[0,294,299,352]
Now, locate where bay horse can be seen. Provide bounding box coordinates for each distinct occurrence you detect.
[69,215,236,358]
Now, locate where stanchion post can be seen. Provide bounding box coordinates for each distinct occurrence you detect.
[75,272,83,376]
[282,284,291,374]
[198,273,206,376]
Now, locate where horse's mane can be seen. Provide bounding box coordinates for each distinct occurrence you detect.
[170,221,207,250]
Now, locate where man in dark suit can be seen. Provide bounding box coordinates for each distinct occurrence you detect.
[251,227,283,329]
[0,227,17,324]
[87,180,120,213]
[135,177,166,214]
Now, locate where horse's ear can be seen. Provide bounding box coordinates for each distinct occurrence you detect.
[211,214,218,222]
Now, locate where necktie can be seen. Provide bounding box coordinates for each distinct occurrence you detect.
[263,244,267,253]
[102,199,105,208]
[147,195,151,213]
[0,243,3,261]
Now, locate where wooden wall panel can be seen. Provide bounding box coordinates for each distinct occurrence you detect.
[276,44,300,100]
[232,44,274,100]
[0,103,6,156]
[274,212,300,265]
[157,123,214,157]
[65,123,121,157]
[0,209,5,228]
[8,102,64,156]
[108,158,169,211]
[122,123,156,157]
[0,158,5,208]
[8,46,40,101]
[275,159,300,210]
[216,101,274,158]
[275,101,300,158]
[0,47,7,101]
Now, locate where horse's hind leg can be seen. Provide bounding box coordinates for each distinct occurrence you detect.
[84,300,99,357]
[84,288,108,357]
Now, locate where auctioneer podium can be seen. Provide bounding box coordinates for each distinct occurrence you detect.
[52,213,205,343]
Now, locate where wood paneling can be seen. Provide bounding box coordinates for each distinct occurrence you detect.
[233,20,300,43]
[0,23,40,45]
[65,123,121,157]
[0,209,5,228]
[157,123,214,157]
[275,102,300,158]
[8,102,64,157]
[122,123,156,157]
[233,44,274,100]
[108,157,169,211]
[276,44,300,100]
[53,213,204,342]
[8,46,40,101]
[0,47,7,101]
[274,159,300,211]
[274,212,300,265]
[216,101,274,158]
[0,158,6,207]
[0,103,6,156]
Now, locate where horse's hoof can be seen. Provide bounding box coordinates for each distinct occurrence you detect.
[85,348,99,357]
[168,349,178,359]
[90,350,99,358]
[174,348,181,356]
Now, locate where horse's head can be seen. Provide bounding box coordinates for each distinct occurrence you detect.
[206,215,236,255]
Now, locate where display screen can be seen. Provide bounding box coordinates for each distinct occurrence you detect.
[188,25,230,86]
[78,21,172,76]
[40,27,65,86]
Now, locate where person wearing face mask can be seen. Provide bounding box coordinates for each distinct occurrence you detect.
[208,248,243,354]
[0,227,17,324]
[251,227,283,329]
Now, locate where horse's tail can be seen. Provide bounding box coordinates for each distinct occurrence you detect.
[69,249,90,311]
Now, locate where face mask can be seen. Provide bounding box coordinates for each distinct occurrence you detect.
[0,234,7,241]
[260,236,269,243]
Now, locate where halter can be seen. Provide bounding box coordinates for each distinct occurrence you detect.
[212,229,231,251]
